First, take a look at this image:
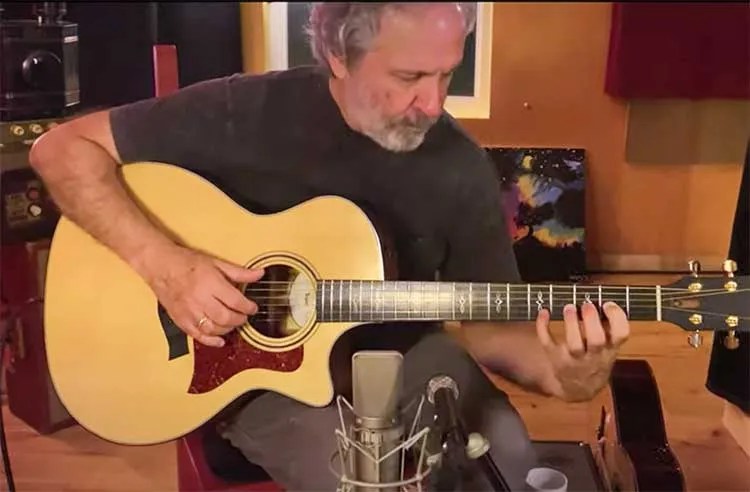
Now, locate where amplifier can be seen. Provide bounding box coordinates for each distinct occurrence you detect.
[0,115,74,434]
[1,240,75,434]
[1,118,63,245]
[0,8,80,122]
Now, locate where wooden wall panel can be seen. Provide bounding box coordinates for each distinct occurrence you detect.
[458,2,745,272]
[239,2,747,272]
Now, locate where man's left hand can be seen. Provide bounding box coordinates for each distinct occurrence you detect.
[536,301,630,402]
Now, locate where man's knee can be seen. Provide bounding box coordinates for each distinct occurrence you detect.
[221,392,342,491]
[405,332,538,489]
[403,331,505,410]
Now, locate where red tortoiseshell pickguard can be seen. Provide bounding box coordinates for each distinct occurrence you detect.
[188,331,303,394]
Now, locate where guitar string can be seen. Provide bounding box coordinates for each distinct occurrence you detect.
[239,293,749,313]
[244,305,749,321]
[233,283,748,321]
[237,289,748,303]
[241,282,745,297]
[245,280,741,290]
[238,286,745,296]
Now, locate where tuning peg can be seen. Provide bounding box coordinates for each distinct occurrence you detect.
[688,331,703,348]
[689,260,702,277]
[722,259,737,277]
[724,331,740,350]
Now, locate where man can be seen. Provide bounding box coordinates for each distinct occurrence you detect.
[30,3,629,490]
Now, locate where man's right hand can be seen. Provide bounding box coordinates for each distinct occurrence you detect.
[141,244,264,348]
[28,110,265,348]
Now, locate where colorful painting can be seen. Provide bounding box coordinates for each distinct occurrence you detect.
[485,147,587,282]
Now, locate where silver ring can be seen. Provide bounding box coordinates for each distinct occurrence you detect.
[197,316,209,329]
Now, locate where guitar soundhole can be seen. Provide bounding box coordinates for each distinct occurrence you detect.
[243,263,315,340]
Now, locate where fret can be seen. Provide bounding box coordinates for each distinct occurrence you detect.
[451,282,456,319]
[340,280,347,321]
[527,284,531,319]
[426,282,432,319]
[416,282,424,319]
[405,281,411,316]
[400,281,411,319]
[487,282,492,321]
[418,281,423,319]
[350,280,356,320]
[469,283,473,319]
[408,281,413,316]
[435,282,443,319]
[549,284,553,313]
[320,279,326,321]
[377,281,383,321]
[656,285,662,321]
[386,281,392,321]
[393,281,398,320]
[626,285,630,318]
[505,284,510,320]
[329,280,334,321]
[357,280,362,320]
[369,281,376,320]
[415,282,422,317]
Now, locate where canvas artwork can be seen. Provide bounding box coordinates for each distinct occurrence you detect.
[485,147,587,282]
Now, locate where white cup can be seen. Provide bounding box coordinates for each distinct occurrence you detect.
[525,466,568,492]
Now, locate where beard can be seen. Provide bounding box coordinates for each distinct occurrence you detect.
[344,83,440,153]
[365,111,438,152]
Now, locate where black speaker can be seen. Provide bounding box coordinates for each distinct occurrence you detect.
[0,2,80,121]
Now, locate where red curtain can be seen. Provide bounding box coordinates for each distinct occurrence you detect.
[605,2,750,99]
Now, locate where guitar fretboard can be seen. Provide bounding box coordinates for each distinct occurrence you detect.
[315,280,660,323]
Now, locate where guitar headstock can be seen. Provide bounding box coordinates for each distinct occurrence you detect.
[662,259,748,350]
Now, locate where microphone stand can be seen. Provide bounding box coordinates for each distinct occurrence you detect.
[431,388,510,492]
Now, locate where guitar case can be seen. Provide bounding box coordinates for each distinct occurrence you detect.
[588,359,685,491]
[705,138,750,413]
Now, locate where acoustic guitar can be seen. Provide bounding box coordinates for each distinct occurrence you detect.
[42,162,749,447]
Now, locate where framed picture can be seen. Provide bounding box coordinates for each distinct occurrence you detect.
[252,2,493,119]
[485,147,587,282]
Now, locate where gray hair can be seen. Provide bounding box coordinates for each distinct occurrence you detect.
[305,2,477,75]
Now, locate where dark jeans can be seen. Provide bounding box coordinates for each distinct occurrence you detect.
[221,331,539,491]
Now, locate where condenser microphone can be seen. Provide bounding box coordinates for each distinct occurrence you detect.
[426,375,460,437]
[350,350,405,491]
[426,374,510,492]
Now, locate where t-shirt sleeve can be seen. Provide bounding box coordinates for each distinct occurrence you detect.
[108,75,257,172]
[440,146,522,284]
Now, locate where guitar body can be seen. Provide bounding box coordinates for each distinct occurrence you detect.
[44,162,385,445]
[589,359,686,491]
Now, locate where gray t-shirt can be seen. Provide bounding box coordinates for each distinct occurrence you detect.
[109,65,520,352]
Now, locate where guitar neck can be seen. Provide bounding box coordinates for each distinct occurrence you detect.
[316,280,660,323]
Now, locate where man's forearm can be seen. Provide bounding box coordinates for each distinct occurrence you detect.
[29,118,176,281]
[458,321,562,397]
[459,318,617,402]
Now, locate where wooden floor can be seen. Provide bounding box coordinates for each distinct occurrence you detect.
[0,274,748,491]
